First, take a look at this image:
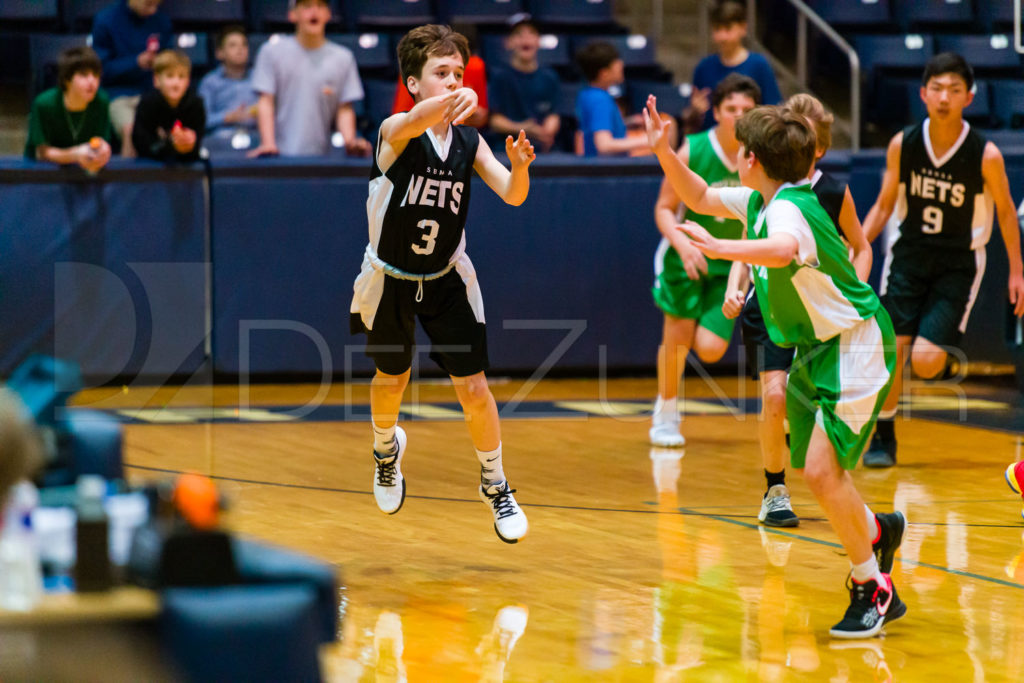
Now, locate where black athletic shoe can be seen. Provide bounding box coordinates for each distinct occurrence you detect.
[863,432,897,468]
[830,574,903,639]
[872,511,906,574]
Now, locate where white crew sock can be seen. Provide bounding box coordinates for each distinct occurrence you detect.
[851,555,884,585]
[373,422,397,455]
[865,504,880,543]
[878,407,898,420]
[653,395,679,424]
[477,443,506,486]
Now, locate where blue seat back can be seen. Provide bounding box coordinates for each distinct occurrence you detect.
[527,0,615,26]
[345,0,436,29]
[854,34,935,78]
[63,0,110,31]
[28,32,91,95]
[1,0,59,21]
[161,0,245,24]
[572,34,657,69]
[807,0,890,26]
[440,0,527,24]
[895,0,975,29]
[327,32,394,73]
[992,79,1024,127]
[174,32,211,71]
[936,34,1021,72]
[629,81,690,120]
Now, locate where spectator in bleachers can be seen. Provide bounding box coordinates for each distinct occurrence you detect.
[91,0,174,157]
[25,47,114,173]
[576,41,675,156]
[392,24,489,130]
[199,25,259,142]
[686,1,781,133]
[0,390,41,513]
[131,49,205,162]
[248,0,371,158]
[488,13,560,153]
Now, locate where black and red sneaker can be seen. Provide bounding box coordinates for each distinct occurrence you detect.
[829,573,906,639]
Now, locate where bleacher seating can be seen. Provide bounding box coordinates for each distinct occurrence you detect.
[362,78,398,139]
[28,32,90,96]
[61,0,109,32]
[174,32,210,74]
[936,34,1021,74]
[992,79,1024,128]
[629,81,690,121]
[439,0,528,26]
[344,0,436,30]
[807,0,890,28]
[161,0,245,30]
[977,0,1016,31]
[527,0,618,29]
[1,0,60,25]
[895,0,976,32]
[328,32,394,77]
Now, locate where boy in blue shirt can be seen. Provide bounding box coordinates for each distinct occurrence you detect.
[575,41,650,157]
[199,25,259,142]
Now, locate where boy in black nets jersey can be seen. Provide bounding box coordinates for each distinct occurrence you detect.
[350,24,535,543]
[862,53,1024,468]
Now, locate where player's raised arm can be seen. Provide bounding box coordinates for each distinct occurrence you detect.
[643,95,736,220]
[474,129,535,206]
[381,86,475,149]
[982,141,1024,316]
[862,131,903,243]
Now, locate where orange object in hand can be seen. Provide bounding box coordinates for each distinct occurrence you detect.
[172,472,220,530]
[89,137,102,149]
[172,120,183,133]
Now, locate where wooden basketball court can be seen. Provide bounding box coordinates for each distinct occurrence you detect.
[73,374,1024,681]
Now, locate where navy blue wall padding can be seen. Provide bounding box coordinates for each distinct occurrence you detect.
[161,584,323,683]
[0,160,207,382]
[2,150,1023,382]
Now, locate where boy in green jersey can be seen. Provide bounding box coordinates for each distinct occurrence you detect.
[649,74,760,450]
[644,96,905,639]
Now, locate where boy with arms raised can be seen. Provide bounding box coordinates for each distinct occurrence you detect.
[861,52,1024,468]
[644,96,905,638]
[350,25,535,543]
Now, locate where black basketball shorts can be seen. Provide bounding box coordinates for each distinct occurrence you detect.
[740,291,795,381]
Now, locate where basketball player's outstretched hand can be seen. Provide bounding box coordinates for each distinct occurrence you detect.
[507,130,536,167]
[643,95,670,154]
[1010,272,1024,317]
[678,220,723,259]
[447,87,478,126]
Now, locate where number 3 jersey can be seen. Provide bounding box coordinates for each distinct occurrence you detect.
[367,124,480,274]
[894,119,991,252]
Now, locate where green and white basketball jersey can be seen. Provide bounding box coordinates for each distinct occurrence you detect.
[681,130,744,276]
[746,184,880,347]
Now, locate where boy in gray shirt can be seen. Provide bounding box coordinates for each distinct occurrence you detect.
[249,0,371,157]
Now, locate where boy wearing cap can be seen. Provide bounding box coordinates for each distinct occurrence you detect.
[488,14,560,153]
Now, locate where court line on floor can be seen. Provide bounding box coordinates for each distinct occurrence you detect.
[126,462,1024,589]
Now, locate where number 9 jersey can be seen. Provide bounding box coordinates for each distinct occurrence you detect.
[893,120,990,253]
[367,125,480,274]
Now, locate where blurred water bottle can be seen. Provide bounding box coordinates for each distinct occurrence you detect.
[74,475,112,592]
[0,481,44,611]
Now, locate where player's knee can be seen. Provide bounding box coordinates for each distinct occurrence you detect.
[373,369,410,397]
[761,383,786,417]
[693,335,728,364]
[910,349,946,379]
[455,373,492,409]
[801,460,833,494]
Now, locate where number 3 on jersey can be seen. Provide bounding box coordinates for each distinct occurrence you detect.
[922,205,943,234]
[411,218,439,255]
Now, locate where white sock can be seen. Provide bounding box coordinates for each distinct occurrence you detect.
[653,395,678,424]
[373,422,397,455]
[851,555,884,585]
[477,443,505,486]
[865,504,880,543]
[878,407,898,420]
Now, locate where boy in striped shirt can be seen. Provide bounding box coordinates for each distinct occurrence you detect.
[643,96,905,639]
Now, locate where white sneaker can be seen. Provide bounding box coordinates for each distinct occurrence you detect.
[758,483,799,527]
[373,426,407,514]
[649,420,685,447]
[480,481,528,543]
